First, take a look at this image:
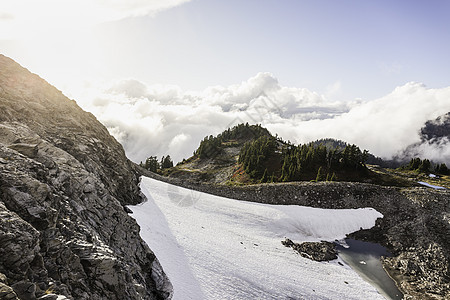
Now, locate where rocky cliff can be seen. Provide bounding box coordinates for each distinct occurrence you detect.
[0,55,172,299]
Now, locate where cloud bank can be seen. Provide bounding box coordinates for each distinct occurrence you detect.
[73,73,450,164]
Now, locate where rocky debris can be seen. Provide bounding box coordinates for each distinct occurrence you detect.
[0,273,19,300]
[0,55,172,299]
[282,239,337,262]
[142,167,449,300]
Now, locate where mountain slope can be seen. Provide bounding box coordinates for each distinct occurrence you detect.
[0,55,172,299]
[161,124,409,186]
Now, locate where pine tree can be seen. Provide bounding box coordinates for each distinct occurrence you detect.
[330,172,337,181]
[144,156,159,172]
[270,174,275,183]
[260,168,268,183]
[418,159,431,173]
[315,166,326,181]
[161,155,173,169]
[436,163,449,175]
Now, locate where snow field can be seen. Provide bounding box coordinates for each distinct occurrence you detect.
[129,177,386,300]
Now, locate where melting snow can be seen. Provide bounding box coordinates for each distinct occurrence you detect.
[418,181,446,189]
[129,177,386,300]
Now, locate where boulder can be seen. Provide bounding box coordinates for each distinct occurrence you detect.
[282,238,337,262]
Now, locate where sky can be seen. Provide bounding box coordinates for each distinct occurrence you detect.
[1,0,450,163]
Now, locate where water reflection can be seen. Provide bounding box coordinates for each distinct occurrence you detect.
[335,239,403,300]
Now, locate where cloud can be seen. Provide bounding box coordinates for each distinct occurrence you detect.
[0,0,192,40]
[279,82,450,161]
[402,138,450,165]
[398,113,450,164]
[73,75,450,165]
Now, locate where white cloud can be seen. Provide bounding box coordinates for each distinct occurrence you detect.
[0,0,192,40]
[73,74,450,165]
[402,138,450,165]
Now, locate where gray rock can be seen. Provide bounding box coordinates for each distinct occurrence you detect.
[7,143,38,158]
[282,239,337,261]
[0,55,172,299]
[0,282,19,300]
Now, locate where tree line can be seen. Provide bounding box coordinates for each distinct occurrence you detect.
[402,157,449,175]
[238,135,369,183]
[140,155,173,172]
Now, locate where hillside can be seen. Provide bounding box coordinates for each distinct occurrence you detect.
[158,123,412,187]
[138,122,450,299]
[162,123,272,184]
[0,55,171,299]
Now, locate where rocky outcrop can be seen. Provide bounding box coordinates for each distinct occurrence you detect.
[281,239,337,261]
[0,55,172,299]
[141,168,449,300]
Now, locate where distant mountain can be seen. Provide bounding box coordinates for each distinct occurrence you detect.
[421,112,450,140]
[0,55,171,299]
[397,112,450,165]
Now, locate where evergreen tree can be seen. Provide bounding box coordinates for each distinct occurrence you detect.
[407,158,421,170]
[436,163,449,175]
[161,155,173,169]
[260,169,268,183]
[418,159,431,173]
[270,174,275,183]
[315,166,326,181]
[144,156,159,172]
[330,172,337,181]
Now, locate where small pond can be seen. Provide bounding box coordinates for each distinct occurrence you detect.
[335,239,403,300]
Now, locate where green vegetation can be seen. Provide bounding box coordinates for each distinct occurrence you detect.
[435,163,450,175]
[164,123,448,187]
[140,155,173,172]
[194,123,271,159]
[238,136,369,183]
[401,157,449,175]
[239,135,277,178]
[195,135,222,159]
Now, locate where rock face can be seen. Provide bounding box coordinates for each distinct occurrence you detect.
[0,55,172,299]
[281,239,337,262]
[142,168,449,300]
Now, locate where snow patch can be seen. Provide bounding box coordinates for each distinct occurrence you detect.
[418,181,446,189]
[129,177,386,300]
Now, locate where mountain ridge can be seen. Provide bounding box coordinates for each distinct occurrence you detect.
[157,123,414,187]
